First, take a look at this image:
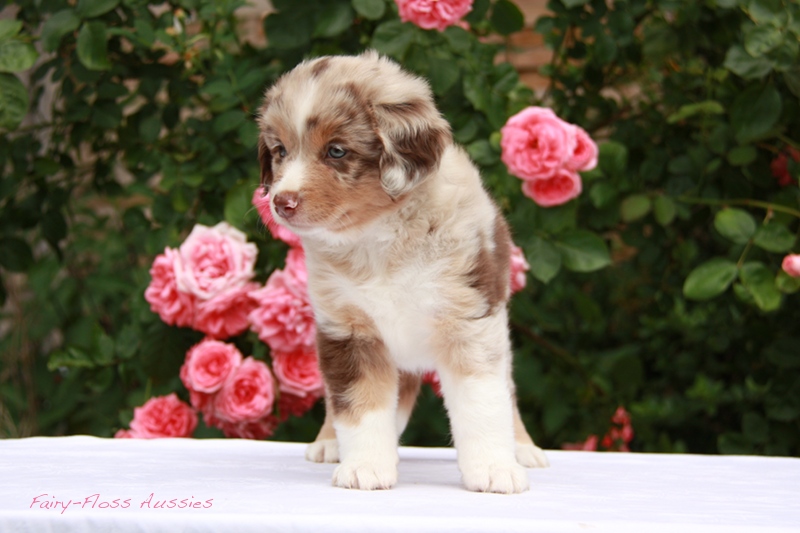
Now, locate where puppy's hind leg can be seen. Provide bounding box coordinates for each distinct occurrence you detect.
[305,397,340,463]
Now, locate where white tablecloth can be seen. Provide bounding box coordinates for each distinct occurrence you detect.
[0,436,798,532]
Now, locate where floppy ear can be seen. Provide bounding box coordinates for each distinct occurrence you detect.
[257,136,273,191]
[374,100,451,197]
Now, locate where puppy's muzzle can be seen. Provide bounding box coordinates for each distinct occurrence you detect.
[273,191,300,220]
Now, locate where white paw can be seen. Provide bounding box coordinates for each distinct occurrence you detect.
[332,460,398,490]
[516,443,550,468]
[305,438,340,463]
[461,461,530,494]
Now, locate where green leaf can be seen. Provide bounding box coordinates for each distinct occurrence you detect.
[213,110,246,135]
[526,236,562,284]
[714,208,756,244]
[744,25,783,57]
[724,45,774,79]
[76,22,111,71]
[560,0,589,7]
[490,0,525,36]
[352,0,386,20]
[666,100,725,124]
[620,194,652,222]
[747,0,787,25]
[598,141,628,176]
[653,195,677,226]
[47,348,96,371]
[427,57,460,95]
[76,0,120,19]
[554,230,611,273]
[41,210,67,247]
[224,181,254,230]
[0,73,28,130]
[0,20,22,41]
[739,261,781,311]
[313,3,354,38]
[589,182,617,208]
[731,85,782,144]
[264,9,314,50]
[727,145,758,166]
[0,40,38,73]
[776,270,800,294]
[683,258,738,300]
[752,222,795,253]
[466,139,498,165]
[0,237,34,272]
[371,20,414,57]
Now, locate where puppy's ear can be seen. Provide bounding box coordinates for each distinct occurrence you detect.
[257,136,273,190]
[374,100,451,197]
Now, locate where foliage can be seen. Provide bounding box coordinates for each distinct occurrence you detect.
[1,0,799,457]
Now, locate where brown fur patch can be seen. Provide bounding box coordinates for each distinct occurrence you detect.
[316,316,396,423]
[397,371,421,419]
[466,213,512,312]
[257,137,273,189]
[310,57,332,77]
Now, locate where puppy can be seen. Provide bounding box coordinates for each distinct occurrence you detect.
[256,51,549,494]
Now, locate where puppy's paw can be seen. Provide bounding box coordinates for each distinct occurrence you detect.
[515,443,550,468]
[305,438,340,463]
[461,461,530,494]
[332,460,398,490]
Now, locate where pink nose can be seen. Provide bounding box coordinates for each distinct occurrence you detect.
[273,191,300,220]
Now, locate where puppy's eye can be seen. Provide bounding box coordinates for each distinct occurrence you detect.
[327,146,347,159]
[273,145,287,158]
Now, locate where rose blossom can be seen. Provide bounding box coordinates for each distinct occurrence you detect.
[144,248,196,328]
[521,167,583,207]
[278,392,321,420]
[771,148,800,187]
[252,187,302,247]
[174,222,258,300]
[562,435,599,451]
[509,244,529,294]
[249,269,316,353]
[271,349,324,398]
[396,0,473,32]
[194,282,259,339]
[567,126,599,172]
[782,254,800,278]
[214,357,275,422]
[126,393,197,439]
[423,371,442,397]
[501,107,577,181]
[181,339,243,394]
[219,416,279,440]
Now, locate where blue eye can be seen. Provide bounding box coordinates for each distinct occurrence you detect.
[327,146,347,159]
[274,145,287,158]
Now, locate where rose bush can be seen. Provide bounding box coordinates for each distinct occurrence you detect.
[2,0,799,457]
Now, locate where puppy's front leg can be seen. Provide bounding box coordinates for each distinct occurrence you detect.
[317,329,399,490]
[439,364,530,494]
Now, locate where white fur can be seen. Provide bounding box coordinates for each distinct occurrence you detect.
[332,410,399,490]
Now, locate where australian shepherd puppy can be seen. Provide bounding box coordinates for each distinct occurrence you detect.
[256,51,549,494]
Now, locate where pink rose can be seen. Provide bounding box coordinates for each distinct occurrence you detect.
[174,222,257,300]
[567,126,599,172]
[782,254,800,277]
[114,429,134,438]
[521,168,583,207]
[249,269,316,353]
[283,247,308,286]
[422,371,442,397]
[271,349,324,398]
[214,357,275,423]
[396,0,473,32]
[278,392,321,421]
[194,282,259,339]
[562,434,599,451]
[218,416,278,440]
[127,393,198,438]
[253,187,302,247]
[501,107,576,181]
[144,248,196,328]
[509,244,529,294]
[182,339,243,394]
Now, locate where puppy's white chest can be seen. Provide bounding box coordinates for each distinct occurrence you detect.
[350,271,437,371]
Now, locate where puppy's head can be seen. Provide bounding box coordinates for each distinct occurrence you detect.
[256,51,451,236]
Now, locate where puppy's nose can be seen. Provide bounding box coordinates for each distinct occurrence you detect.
[273,191,301,220]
